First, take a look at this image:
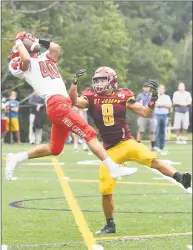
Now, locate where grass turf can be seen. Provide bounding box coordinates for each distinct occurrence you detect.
[2,142,192,250]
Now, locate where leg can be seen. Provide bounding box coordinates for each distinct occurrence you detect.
[102,194,114,219]
[11,118,21,143]
[5,123,69,180]
[46,96,133,177]
[35,128,43,145]
[28,123,69,159]
[130,139,191,189]
[181,112,189,143]
[159,115,167,150]
[72,133,79,151]
[174,112,182,143]
[148,118,156,150]
[96,141,138,235]
[151,158,191,188]
[137,132,143,142]
[136,117,146,142]
[1,119,7,142]
[29,114,35,144]
[155,115,161,148]
[15,131,21,144]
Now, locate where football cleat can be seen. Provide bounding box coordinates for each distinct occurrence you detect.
[5,153,19,180]
[110,167,137,179]
[95,223,116,235]
[179,173,191,189]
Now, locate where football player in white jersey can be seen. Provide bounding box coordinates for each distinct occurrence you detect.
[5,31,137,180]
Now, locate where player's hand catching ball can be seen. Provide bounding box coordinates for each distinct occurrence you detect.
[15,31,27,41]
[72,69,86,85]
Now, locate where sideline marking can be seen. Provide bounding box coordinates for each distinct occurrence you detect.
[22,162,65,166]
[5,177,174,186]
[5,232,192,249]
[96,232,192,241]
[52,157,102,250]
[68,179,174,186]
[144,165,192,194]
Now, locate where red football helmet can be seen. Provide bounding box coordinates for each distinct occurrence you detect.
[92,66,118,94]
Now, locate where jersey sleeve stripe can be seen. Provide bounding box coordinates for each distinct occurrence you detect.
[125,96,135,108]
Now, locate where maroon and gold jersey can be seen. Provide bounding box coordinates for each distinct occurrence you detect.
[82,88,134,149]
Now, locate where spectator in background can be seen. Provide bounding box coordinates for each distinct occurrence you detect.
[5,91,21,143]
[28,91,44,144]
[173,82,192,144]
[1,96,8,143]
[72,106,89,152]
[136,82,156,150]
[154,85,172,153]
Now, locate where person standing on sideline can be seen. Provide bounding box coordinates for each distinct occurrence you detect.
[72,106,88,152]
[1,95,8,143]
[154,85,172,153]
[5,91,21,144]
[28,91,44,144]
[136,82,156,150]
[173,83,192,144]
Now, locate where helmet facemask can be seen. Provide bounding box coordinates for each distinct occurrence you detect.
[92,76,115,94]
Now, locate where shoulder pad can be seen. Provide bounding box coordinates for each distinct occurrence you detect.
[117,88,134,98]
[81,88,95,97]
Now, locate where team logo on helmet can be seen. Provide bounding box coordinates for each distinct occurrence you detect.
[92,66,118,94]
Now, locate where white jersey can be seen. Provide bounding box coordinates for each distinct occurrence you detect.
[9,51,68,102]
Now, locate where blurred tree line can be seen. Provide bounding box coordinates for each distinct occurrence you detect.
[2,1,192,141]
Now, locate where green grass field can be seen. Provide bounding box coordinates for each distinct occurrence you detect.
[2,142,192,250]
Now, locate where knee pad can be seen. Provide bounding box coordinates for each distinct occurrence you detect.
[49,142,63,156]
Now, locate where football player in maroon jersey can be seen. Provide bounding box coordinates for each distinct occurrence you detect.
[69,66,191,235]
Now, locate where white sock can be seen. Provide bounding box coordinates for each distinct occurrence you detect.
[103,157,118,171]
[16,152,28,162]
[74,143,78,150]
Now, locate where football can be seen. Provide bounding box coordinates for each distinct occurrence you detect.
[23,37,41,53]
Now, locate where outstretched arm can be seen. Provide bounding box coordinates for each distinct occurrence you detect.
[127,79,158,117]
[69,69,89,109]
[69,84,89,109]
[127,100,154,117]
[15,36,31,71]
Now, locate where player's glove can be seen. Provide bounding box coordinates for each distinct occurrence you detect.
[72,69,86,85]
[15,31,27,41]
[25,33,37,42]
[147,79,158,109]
[148,79,158,96]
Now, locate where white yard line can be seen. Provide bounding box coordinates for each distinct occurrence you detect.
[21,162,65,166]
